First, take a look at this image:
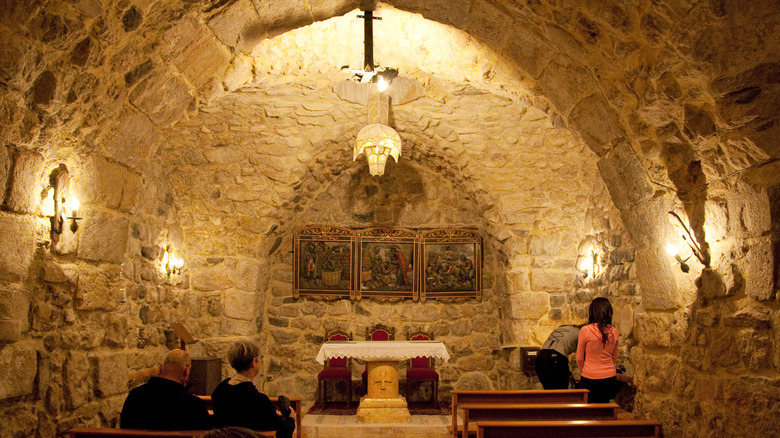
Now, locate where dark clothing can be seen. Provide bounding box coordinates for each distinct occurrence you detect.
[535,349,571,389]
[120,377,211,430]
[579,376,620,403]
[536,325,581,390]
[211,378,295,438]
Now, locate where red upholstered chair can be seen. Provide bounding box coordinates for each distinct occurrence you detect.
[366,324,395,341]
[317,329,353,406]
[362,324,396,390]
[405,330,439,405]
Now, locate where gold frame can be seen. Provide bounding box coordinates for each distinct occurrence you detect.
[293,227,481,301]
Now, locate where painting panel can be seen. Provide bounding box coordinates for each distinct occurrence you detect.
[293,227,354,299]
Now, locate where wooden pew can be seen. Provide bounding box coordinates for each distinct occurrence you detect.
[450,389,589,437]
[197,395,302,438]
[68,428,275,437]
[475,419,661,438]
[461,402,618,438]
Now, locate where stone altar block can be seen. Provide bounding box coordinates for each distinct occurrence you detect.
[315,341,450,424]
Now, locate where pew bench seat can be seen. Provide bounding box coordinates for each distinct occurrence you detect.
[67,428,275,438]
[450,389,590,438]
[475,419,661,438]
[461,402,619,438]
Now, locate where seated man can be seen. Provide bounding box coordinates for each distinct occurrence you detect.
[212,340,295,438]
[120,349,211,430]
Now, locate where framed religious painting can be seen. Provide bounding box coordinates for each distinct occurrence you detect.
[355,227,418,301]
[293,226,355,299]
[419,228,482,301]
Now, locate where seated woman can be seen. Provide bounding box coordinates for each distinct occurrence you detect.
[211,340,295,438]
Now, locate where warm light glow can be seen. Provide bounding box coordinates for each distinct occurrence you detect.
[42,188,55,216]
[67,196,80,216]
[665,242,679,257]
[377,76,388,92]
[354,123,402,176]
[578,256,593,273]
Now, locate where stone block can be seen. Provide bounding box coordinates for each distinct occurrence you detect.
[77,209,129,264]
[270,328,299,345]
[0,341,37,399]
[723,300,772,328]
[173,25,231,90]
[0,145,9,193]
[727,181,772,237]
[92,351,127,396]
[465,0,512,49]
[98,108,159,171]
[528,234,561,256]
[223,289,256,320]
[509,292,548,319]
[232,259,261,292]
[736,329,772,369]
[597,142,654,211]
[743,238,775,301]
[129,70,194,129]
[192,265,233,291]
[0,213,35,281]
[634,312,673,348]
[529,269,568,292]
[64,351,90,409]
[634,245,681,310]
[0,319,21,343]
[5,149,44,214]
[76,265,122,311]
[208,0,259,48]
[503,21,555,79]
[81,156,141,212]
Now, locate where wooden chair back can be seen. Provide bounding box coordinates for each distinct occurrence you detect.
[366,324,395,341]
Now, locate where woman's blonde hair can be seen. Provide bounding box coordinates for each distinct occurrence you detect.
[227,340,260,372]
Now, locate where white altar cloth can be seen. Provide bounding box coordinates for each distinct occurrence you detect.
[315,340,450,364]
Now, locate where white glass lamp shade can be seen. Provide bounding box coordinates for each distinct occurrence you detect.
[354,123,402,176]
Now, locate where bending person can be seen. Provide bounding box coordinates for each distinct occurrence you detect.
[211,340,295,438]
[576,297,620,403]
[121,349,211,430]
[535,324,582,389]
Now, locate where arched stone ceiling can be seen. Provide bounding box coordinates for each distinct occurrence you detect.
[160,6,601,249]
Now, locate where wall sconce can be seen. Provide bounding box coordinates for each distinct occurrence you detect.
[665,242,690,273]
[667,211,710,272]
[163,248,184,276]
[576,251,599,279]
[48,165,81,245]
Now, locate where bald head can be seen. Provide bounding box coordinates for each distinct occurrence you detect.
[159,349,191,385]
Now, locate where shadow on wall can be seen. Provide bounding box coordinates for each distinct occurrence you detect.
[344,160,426,226]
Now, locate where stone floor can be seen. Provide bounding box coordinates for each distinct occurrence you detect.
[301,414,452,438]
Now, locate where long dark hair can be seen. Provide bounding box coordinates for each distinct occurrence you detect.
[588,297,613,344]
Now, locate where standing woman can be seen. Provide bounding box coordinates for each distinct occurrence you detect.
[576,297,620,403]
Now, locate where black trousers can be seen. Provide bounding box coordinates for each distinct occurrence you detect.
[579,376,620,403]
[534,349,571,389]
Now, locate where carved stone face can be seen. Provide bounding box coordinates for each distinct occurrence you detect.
[373,367,395,397]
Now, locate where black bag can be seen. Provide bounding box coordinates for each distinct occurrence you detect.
[277,395,292,418]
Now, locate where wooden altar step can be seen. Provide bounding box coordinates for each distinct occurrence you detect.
[302,414,450,438]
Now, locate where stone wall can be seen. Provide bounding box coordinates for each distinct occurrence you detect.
[0,140,186,437]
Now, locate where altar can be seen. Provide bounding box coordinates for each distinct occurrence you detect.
[315,340,450,423]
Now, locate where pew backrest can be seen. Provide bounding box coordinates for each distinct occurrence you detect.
[461,402,618,437]
[68,428,276,438]
[475,419,661,438]
[450,389,589,437]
